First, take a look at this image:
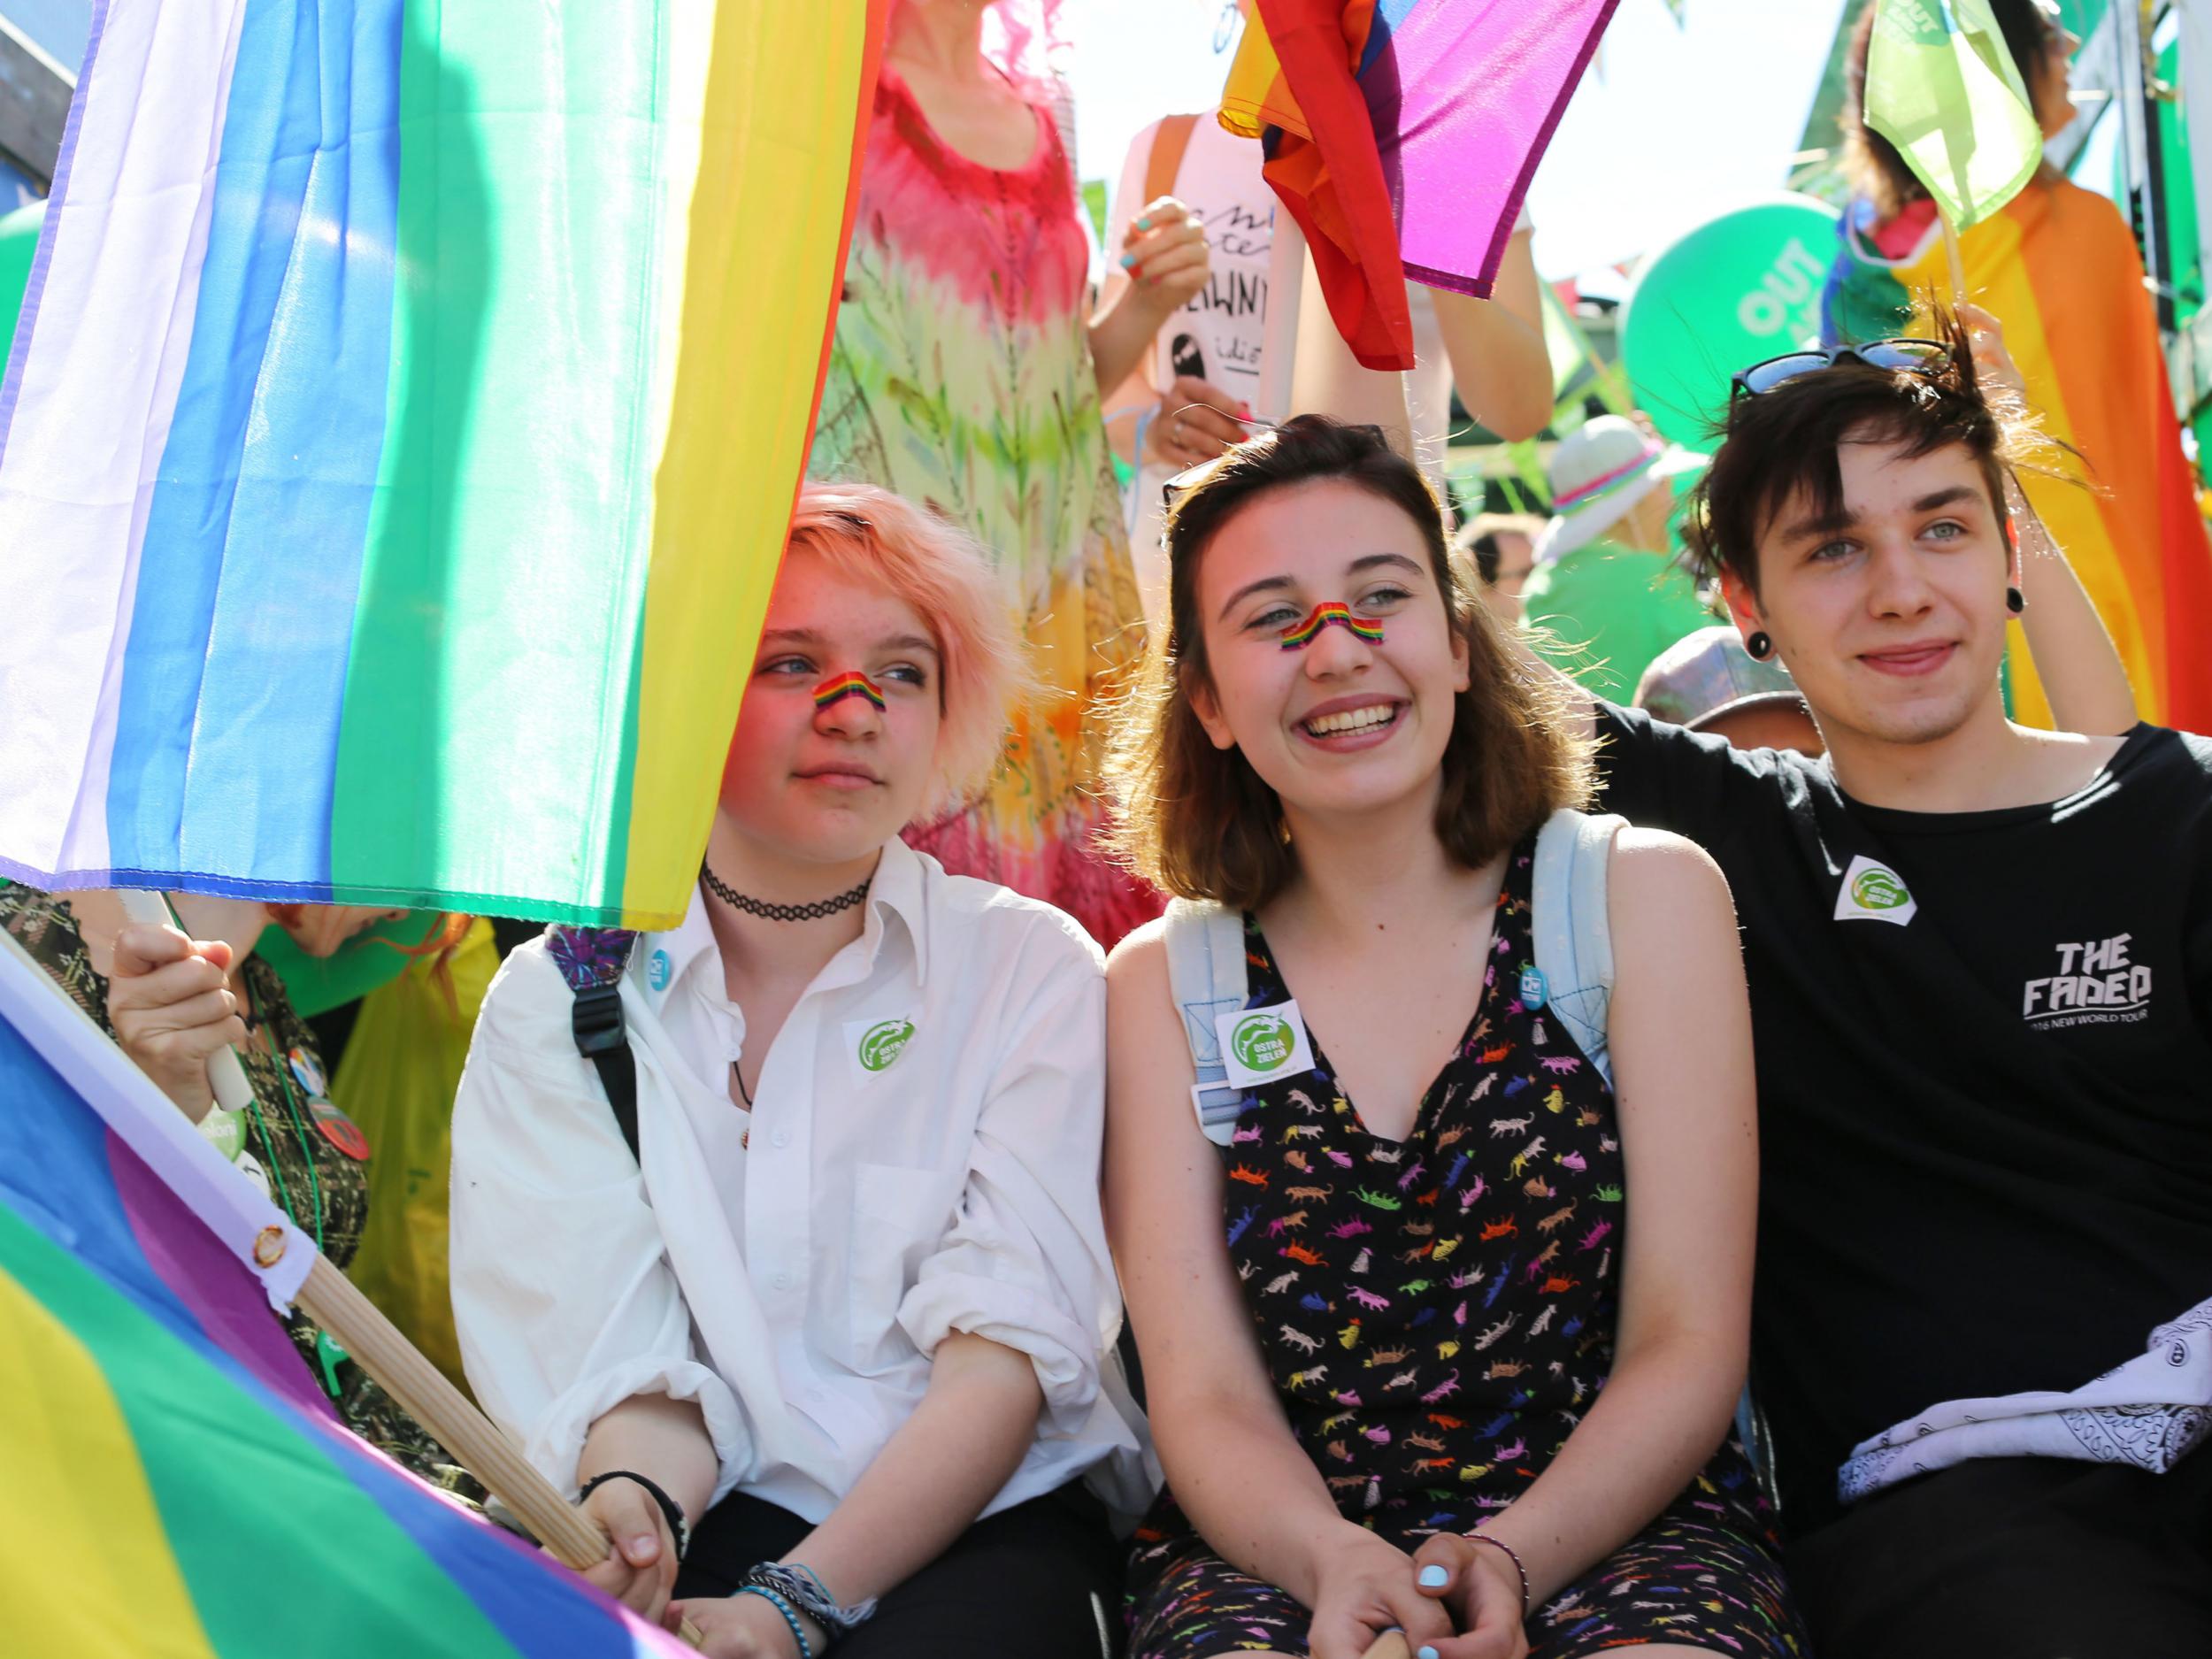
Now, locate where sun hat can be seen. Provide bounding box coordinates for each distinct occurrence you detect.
[1535,416,1707,565]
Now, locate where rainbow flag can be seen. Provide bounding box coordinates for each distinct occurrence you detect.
[0,0,885,929]
[0,940,683,1655]
[1221,0,1618,371]
[1824,180,2212,732]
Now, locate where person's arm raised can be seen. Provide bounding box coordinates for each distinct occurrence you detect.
[1092,196,1211,395]
[1106,924,1454,1659]
[1428,227,1554,444]
[1407,831,1757,1655]
[1960,303,2137,734]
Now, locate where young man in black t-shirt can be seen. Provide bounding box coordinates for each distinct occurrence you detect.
[1582,309,2212,1655]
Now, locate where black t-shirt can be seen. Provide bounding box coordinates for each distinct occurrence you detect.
[1597,705,2212,1532]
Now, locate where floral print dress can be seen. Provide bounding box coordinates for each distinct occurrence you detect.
[810,65,1158,947]
[1125,839,1808,1659]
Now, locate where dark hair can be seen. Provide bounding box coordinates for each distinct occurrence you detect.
[1681,303,2068,595]
[1104,417,1592,910]
[1452,512,1545,587]
[1843,0,2058,219]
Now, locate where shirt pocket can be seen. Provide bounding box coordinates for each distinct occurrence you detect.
[845,1162,956,1359]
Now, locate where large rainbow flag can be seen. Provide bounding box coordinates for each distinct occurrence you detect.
[1825,180,2212,732]
[1220,0,1618,371]
[0,0,885,929]
[0,936,684,1655]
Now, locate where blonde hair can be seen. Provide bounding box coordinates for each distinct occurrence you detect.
[784,483,1029,815]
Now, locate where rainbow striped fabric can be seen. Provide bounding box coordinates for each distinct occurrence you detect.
[1221,0,1617,370]
[1824,180,2212,731]
[0,942,681,1655]
[1279,602,1386,650]
[0,0,884,929]
[813,671,887,712]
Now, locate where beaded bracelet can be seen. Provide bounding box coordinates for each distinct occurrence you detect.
[1463,1530,1532,1618]
[733,1585,814,1659]
[740,1561,877,1640]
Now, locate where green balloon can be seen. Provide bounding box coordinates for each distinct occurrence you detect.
[1620,195,1841,452]
[1,200,47,359]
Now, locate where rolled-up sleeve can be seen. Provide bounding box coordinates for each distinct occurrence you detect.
[896,920,1112,1437]
[449,944,750,1500]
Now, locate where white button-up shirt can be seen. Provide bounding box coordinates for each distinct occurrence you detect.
[449,838,1152,1523]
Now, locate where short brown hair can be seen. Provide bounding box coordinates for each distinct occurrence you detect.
[1681,304,2068,596]
[1105,418,1593,910]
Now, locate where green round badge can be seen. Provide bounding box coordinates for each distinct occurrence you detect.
[857,1018,916,1072]
[1620,195,1841,450]
[1232,1012,1296,1074]
[1851,866,1909,910]
[200,1106,246,1164]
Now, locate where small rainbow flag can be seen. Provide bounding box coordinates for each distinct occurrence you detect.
[1280,602,1386,650]
[813,671,888,712]
[0,0,885,930]
[1825,180,2212,731]
[0,939,682,1656]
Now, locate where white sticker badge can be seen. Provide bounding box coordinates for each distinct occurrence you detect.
[1214,999,1319,1090]
[1834,853,1918,927]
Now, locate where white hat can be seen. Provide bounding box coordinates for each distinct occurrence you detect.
[1535,416,1707,565]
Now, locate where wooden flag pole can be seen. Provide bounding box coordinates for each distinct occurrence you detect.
[1361,1632,1414,1659]
[1939,206,1970,308]
[111,889,703,1646]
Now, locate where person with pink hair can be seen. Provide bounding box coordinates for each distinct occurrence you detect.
[810,0,1212,948]
[451,482,1150,1657]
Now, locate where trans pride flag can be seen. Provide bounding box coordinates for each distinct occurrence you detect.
[1222,0,1618,370]
[0,0,885,929]
[0,936,684,1655]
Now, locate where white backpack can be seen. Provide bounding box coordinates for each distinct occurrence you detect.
[1164,808,1624,1144]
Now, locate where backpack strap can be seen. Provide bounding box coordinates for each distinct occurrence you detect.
[1144,113,1201,212]
[545,926,643,1163]
[1161,897,1249,1145]
[1529,809,1625,1092]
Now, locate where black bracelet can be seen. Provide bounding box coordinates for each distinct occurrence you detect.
[577,1470,689,1560]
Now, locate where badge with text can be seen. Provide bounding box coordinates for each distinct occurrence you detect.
[1834,854,1917,926]
[1215,999,1319,1089]
[199,1105,246,1163]
[847,1015,918,1077]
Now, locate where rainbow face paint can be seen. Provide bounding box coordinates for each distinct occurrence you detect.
[813,671,887,712]
[1279,602,1386,651]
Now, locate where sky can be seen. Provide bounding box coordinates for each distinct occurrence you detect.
[1060,0,1850,281]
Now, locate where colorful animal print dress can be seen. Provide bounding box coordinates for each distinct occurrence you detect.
[1125,838,1809,1658]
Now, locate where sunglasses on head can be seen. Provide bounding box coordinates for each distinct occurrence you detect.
[1730,338,1954,400]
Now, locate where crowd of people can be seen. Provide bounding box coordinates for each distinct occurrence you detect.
[8,2,2210,1656]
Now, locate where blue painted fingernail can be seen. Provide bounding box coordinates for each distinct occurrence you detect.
[1418,1647,1440,1659]
[1418,1564,1449,1587]
[1135,216,1153,231]
[1119,253,1136,269]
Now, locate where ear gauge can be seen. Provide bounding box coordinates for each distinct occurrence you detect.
[1746,630,1775,662]
[2006,585,2026,616]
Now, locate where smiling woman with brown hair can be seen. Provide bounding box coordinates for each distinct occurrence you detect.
[1101,418,1807,1659]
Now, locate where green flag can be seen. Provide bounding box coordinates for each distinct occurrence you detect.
[1864,0,2044,228]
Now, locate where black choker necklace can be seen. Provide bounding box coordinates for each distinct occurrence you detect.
[701,860,872,922]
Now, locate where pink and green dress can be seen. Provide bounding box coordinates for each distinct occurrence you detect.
[810,65,1158,946]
